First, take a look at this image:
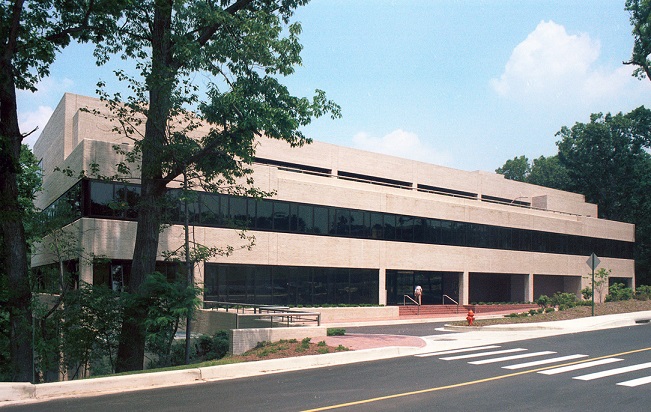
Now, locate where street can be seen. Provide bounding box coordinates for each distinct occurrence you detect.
[3,324,650,411]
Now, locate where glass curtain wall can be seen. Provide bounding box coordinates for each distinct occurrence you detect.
[204,264,379,306]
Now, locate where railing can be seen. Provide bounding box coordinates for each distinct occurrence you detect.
[442,294,460,313]
[402,294,420,315]
[204,301,321,329]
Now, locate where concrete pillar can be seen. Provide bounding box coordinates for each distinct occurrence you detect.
[459,271,469,305]
[378,267,387,305]
[525,273,534,303]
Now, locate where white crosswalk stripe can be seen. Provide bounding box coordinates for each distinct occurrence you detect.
[538,358,624,375]
[440,348,526,361]
[617,375,651,387]
[469,351,556,365]
[502,354,589,370]
[416,344,651,388]
[415,345,501,358]
[573,362,651,381]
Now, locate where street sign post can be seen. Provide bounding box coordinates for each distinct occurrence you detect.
[586,253,601,316]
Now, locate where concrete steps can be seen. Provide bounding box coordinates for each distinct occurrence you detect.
[398,303,540,317]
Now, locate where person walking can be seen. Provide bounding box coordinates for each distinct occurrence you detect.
[414,285,422,305]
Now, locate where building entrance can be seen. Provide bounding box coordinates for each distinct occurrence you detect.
[386,270,459,305]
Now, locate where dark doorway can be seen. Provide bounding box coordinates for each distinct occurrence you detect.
[386,270,459,305]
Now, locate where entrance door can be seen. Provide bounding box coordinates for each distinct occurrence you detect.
[386,270,444,305]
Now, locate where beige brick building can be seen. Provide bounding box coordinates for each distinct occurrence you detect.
[32,93,635,306]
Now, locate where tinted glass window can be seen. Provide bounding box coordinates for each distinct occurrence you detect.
[350,210,368,237]
[313,206,329,234]
[274,201,290,231]
[370,213,383,239]
[200,193,221,225]
[296,204,313,233]
[90,181,115,216]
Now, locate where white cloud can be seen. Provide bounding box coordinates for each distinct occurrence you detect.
[352,129,453,166]
[19,106,54,148]
[17,77,73,148]
[490,20,649,107]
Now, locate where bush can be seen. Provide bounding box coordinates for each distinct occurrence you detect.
[606,283,634,302]
[636,285,651,301]
[537,295,550,308]
[551,292,577,308]
[327,328,346,336]
[581,287,593,300]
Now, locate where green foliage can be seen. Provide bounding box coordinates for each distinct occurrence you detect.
[636,285,651,300]
[537,295,551,308]
[583,268,611,303]
[606,283,634,302]
[31,282,123,381]
[495,155,530,182]
[327,328,346,336]
[581,287,593,300]
[93,0,340,372]
[626,0,651,81]
[132,272,201,368]
[197,330,230,362]
[300,337,311,349]
[527,155,572,190]
[550,292,578,309]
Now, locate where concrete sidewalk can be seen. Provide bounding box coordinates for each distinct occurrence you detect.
[2,310,650,406]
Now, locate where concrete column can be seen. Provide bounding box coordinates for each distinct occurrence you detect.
[459,271,469,305]
[525,273,534,303]
[378,267,387,305]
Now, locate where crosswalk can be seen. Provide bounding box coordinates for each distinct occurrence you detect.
[415,345,651,388]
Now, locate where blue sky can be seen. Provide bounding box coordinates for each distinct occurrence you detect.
[17,0,651,172]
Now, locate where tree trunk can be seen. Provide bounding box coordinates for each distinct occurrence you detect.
[0,54,33,382]
[115,0,176,372]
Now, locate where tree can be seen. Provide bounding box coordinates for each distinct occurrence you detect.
[91,0,340,372]
[495,155,530,182]
[527,155,571,190]
[626,0,651,80]
[0,145,40,380]
[556,109,651,286]
[1,0,125,381]
[556,110,651,222]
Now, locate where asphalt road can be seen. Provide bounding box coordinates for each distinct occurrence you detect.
[344,322,448,336]
[4,324,650,412]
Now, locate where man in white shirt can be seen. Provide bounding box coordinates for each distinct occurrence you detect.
[414,285,422,305]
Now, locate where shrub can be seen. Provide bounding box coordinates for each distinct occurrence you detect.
[636,285,651,301]
[606,283,634,302]
[327,328,346,336]
[551,292,577,308]
[544,307,555,313]
[581,287,593,300]
[300,337,311,349]
[335,345,349,352]
[537,295,550,308]
[528,309,537,316]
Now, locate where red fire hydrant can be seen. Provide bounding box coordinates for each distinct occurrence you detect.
[466,310,475,326]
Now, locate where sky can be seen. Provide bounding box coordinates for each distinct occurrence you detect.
[16,0,651,173]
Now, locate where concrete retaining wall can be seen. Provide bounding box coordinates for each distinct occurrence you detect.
[230,326,327,355]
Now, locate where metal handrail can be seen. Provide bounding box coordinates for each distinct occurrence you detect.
[403,294,420,315]
[442,294,460,313]
[203,301,320,329]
